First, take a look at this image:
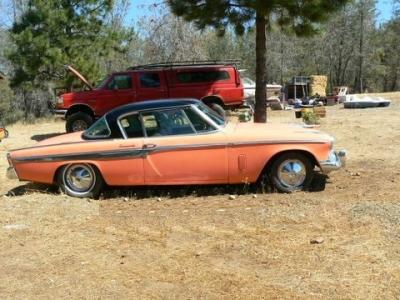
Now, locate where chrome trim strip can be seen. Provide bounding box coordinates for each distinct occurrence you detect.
[14,139,328,163]
[15,148,145,162]
[11,140,107,152]
[151,143,227,153]
[229,140,326,146]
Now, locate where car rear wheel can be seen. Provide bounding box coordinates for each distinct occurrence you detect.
[269,152,314,193]
[66,112,94,133]
[58,163,103,198]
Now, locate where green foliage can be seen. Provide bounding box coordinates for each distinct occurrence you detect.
[7,0,131,90]
[302,110,320,125]
[0,79,23,124]
[167,0,350,36]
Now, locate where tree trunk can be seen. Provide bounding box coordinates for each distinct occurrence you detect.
[358,2,364,93]
[254,11,267,123]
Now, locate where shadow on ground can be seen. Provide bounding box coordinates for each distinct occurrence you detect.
[31,132,64,142]
[5,183,58,197]
[5,173,327,199]
[102,173,327,200]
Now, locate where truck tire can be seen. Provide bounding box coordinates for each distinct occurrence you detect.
[209,103,226,119]
[66,112,94,133]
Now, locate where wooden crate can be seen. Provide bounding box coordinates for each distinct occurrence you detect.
[313,106,326,118]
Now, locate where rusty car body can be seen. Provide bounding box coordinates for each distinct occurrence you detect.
[7,99,345,198]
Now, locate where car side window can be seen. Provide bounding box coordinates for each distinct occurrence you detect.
[119,114,144,138]
[177,71,230,83]
[108,75,132,90]
[141,108,195,137]
[183,107,215,133]
[139,73,161,88]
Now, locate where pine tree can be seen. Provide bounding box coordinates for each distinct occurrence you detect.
[167,0,350,123]
[7,0,130,90]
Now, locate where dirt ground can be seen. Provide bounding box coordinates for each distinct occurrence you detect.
[1,93,400,299]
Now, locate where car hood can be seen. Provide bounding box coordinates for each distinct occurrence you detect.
[226,122,334,144]
[66,65,93,90]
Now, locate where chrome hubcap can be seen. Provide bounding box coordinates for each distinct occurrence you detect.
[277,159,307,188]
[65,164,95,193]
[72,120,88,132]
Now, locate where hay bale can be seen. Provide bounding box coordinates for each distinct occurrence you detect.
[309,75,327,97]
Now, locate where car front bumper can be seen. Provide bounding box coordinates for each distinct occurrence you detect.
[319,150,346,174]
[53,109,67,119]
[6,167,18,180]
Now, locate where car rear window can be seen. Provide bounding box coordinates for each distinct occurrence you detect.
[83,117,111,138]
[119,114,144,138]
[177,70,230,83]
[184,107,215,133]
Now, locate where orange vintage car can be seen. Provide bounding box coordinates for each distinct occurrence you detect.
[6,99,346,198]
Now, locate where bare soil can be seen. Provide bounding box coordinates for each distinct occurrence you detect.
[1,93,400,299]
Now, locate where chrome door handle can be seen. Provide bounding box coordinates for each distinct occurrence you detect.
[143,143,157,149]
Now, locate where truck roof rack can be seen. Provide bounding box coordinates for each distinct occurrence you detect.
[127,60,241,70]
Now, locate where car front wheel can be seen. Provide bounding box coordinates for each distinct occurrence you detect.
[269,152,314,193]
[58,163,103,198]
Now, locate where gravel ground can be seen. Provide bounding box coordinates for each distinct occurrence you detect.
[0,93,399,299]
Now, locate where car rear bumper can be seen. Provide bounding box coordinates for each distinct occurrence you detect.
[319,150,346,174]
[6,167,18,180]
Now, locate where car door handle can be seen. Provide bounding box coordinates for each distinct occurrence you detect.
[143,143,157,149]
[119,144,136,148]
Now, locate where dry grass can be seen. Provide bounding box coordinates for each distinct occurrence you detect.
[1,92,400,299]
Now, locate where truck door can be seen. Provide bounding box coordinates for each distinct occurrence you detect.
[96,73,136,115]
[135,71,168,100]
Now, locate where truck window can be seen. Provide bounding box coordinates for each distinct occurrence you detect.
[108,75,132,90]
[139,73,161,88]
[177,71,230,83]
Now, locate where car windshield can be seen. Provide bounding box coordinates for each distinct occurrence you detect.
[83,117,111,138]
[196,103,226,126]
[95,76,110,89]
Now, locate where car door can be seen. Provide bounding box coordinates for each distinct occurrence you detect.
[140,106,228,184]
[96,73,136,115]
[107,112,145,185]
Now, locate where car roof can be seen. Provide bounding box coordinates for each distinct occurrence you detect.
[104,99,201,139]
[109,98,200,116]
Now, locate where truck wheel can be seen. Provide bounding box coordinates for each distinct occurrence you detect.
[209,103,226,119]
[269,152,314,193]
[66,112,94,133]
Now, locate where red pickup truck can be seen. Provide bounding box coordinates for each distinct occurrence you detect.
[55,62,244,132]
